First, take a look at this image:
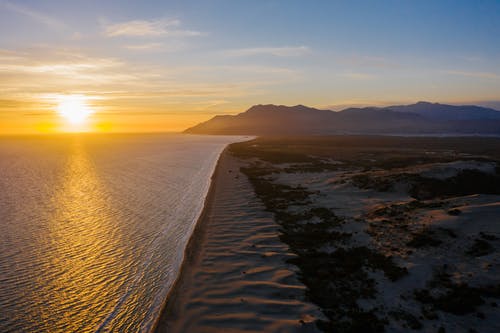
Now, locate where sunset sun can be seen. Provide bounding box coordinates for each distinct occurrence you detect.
[56,95,94,126]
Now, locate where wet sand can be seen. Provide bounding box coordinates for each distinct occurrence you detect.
[154,148,321,333]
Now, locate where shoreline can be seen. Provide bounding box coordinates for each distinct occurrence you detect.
[150,146,226,332]
[153,144,321,332]
[153,135,500,332]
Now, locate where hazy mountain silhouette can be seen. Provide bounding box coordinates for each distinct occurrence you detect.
[184,102,500,135]
[388,101,500,120]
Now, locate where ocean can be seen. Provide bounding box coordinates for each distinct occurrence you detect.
[0,133,244,332]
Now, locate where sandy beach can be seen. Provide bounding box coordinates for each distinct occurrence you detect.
[154,148,321,333]
[156,136,500,332]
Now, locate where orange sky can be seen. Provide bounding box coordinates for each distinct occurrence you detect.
[1,1,499,134]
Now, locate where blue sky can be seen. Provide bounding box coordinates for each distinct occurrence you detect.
[1,0,499,132]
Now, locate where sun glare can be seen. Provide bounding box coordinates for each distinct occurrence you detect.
[56,95,95,126]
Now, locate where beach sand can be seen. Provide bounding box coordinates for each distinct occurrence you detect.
[154,148,321,333]
[227,137,500,332]
[156,136,500,332]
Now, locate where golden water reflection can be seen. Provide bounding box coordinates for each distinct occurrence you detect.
[35,139,128,332]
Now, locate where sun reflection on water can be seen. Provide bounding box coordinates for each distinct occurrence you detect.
[0,134,238,332]
[35,139,129,332]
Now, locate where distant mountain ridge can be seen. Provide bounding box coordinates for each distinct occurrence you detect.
[388,101,500,120]
[184,102,500,135]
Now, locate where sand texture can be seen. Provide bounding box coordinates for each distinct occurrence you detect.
[155,149,321,333]
[227,136,500,332]
[158,136,500,332]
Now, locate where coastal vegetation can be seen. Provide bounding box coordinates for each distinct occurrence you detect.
[230,136,500,332]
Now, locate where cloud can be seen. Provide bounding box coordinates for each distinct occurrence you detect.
[0,48,140,97]
[103,18,202,37]
[190,99,230,110]
[226,46,310,57]
[444,70,499,79]
[0,56,122,77]
[0,45,302,114]
[1,1,65,29]
[123,42,164,50]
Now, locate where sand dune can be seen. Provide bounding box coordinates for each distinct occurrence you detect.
[155,150,321,333]
[157,137,500,332]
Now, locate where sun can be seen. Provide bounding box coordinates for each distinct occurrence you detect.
[56,95,95,126]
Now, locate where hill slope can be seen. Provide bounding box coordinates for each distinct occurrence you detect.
[184,102,500,135]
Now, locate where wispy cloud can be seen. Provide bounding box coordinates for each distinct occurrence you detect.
[226,46,310,57]
[1,1,65,29]
[0,55,122,77]
[189,99,230,111]
[123,42,165,51]
[444,70,499,79]
[0,47,263,101]
[103,18,202,37]
[0,45,302,117]
[0,48,138,97]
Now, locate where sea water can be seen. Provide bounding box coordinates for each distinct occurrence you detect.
[0,133,244,332]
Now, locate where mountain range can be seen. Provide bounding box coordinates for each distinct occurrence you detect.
[184,102,500,135]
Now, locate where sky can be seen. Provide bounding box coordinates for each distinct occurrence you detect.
[1,0,500,133]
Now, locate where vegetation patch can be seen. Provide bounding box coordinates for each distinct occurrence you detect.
[414,269,500,316]
[407,230,443,248]
[389,310,423,330]
[480,232,499,241]
[409,169,500,200]
[235,145,409,332]
[370,200,444,219]
[229,138,500,332]
[466,239,494,257]
[231,141,321,164]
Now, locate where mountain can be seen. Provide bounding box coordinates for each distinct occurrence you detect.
[387,101,500,120]
[184,102,500,135]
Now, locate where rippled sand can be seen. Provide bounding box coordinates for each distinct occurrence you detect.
[156,149,321,333]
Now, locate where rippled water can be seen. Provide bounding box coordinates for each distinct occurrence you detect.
[0,133,243,332]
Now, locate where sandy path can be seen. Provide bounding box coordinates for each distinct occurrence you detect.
[154,149,321,333]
